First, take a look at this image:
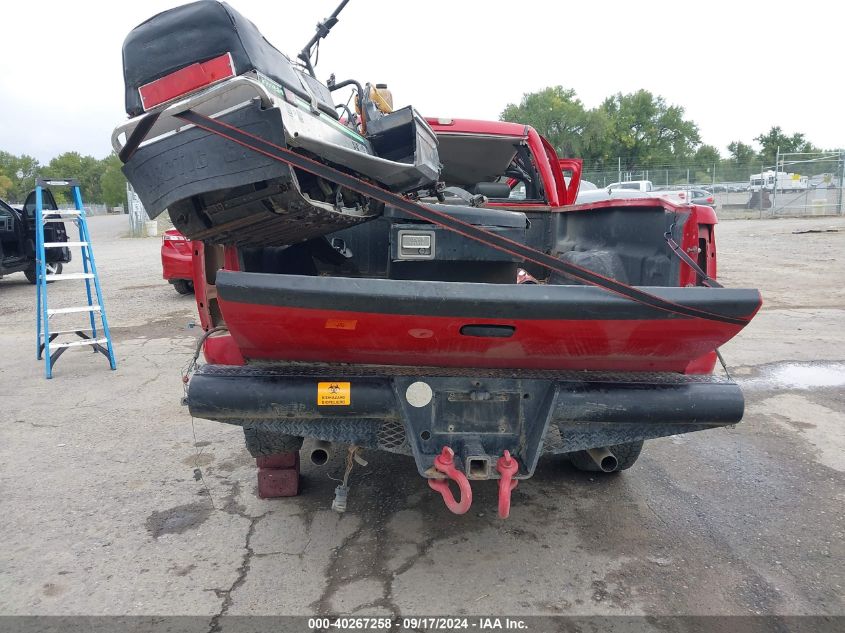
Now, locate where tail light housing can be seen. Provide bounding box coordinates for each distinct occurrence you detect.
[163,233,187,242]
[139,53,235,111]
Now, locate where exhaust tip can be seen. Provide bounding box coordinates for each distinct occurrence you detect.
[598,454,618,472]
[586,447,618,473]
[310,448,330,466]
[309,440,333,466]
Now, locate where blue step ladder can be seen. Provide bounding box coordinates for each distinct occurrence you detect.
[35,178,116,379]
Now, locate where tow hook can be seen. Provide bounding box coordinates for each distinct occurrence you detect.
[496,450,519,519]
[428,446,473,515]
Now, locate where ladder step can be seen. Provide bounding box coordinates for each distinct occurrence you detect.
[45,210,82,217]
[49,337,109,351]
[47,306,101,315]
[44,272,94,280]
[44,241,88,248]
[43,217,80,223]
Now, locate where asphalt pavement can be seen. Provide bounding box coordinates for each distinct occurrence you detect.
[0,214,842,622]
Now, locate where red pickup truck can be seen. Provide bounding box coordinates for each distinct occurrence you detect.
[180,116,756,515]
[115,0,759,518]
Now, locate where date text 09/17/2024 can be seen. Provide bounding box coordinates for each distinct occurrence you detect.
[308,617,529,631]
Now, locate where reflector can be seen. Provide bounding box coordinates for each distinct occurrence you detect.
[138,53,234,111]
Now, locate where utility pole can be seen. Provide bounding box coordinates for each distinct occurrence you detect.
[617,157,621,184]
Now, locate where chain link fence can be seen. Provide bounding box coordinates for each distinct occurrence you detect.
[582,152,844,219]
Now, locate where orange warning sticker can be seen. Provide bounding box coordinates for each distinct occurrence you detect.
[318,382,351,406]
[325,319,357,330]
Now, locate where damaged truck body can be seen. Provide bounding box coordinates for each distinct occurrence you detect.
[115,0,761,518]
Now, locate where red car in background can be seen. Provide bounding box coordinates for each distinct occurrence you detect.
[161,228,194,294]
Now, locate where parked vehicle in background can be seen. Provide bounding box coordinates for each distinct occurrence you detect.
[606,180,654,192]
[809,173,840,189]
[688,188,715,206]
[161,228,193,294]
[0,190,71,283]
[604,180,693,203]
[749,170,809,192]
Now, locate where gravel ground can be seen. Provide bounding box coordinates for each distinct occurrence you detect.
[0,214,842,622]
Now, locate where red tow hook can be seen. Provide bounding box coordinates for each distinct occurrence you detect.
[428,447,473,515]
[496,450,519,519]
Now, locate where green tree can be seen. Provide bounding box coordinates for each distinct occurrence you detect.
[500,86,589,158]
[692,144,722,182]
[598,90,701,170]
[0,151,40,202]
[0,171,13,198]
[578,109,613,166]
[100,154,127,208]
[722,141,760,182]
[727,141,757,164]
[754,126,817,166]
[44,152,103,204]
[500,87,702,174]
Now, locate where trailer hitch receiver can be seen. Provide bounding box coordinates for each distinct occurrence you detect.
[496,450,519,519]
[428,446,473,515]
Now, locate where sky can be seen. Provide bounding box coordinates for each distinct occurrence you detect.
[1,0,843,164]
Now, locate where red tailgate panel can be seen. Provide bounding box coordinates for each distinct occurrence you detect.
[218,300,745,373]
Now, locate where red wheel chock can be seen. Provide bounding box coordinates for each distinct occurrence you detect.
[428,446,473,515]
[496,450,519,519]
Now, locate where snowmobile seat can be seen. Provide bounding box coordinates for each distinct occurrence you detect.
[122,0,337,120]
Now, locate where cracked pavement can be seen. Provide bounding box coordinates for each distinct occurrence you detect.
[0,214,843,619]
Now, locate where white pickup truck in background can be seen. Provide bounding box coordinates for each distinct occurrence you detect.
[576,180,695,204]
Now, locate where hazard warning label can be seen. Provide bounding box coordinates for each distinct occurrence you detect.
[317,382,351,406]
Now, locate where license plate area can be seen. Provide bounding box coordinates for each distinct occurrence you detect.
[393,377,557,479]
[433,391,520,436]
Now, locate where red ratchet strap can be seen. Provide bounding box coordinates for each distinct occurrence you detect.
[174,109,749,326]
[664,230,723,289]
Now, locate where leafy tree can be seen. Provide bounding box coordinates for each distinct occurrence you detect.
[692,144,722,182]
[0,171,13,198]
[44,152,103,204]
[500,86,589,158]
[0,149,129,205]
[599,90,701,171]
[754,126,817,166]
[727,141,757,165]
[500,87,702,175]
[100,154,127,208]
[578,109,613,166]
[0,151,40,202]
[694,144,721,166]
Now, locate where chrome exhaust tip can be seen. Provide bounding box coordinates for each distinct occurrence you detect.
[586,447,618,473]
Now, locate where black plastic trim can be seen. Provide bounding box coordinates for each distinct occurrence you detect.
[216,271,762,321]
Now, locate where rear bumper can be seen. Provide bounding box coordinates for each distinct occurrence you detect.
[187,363,744,480]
